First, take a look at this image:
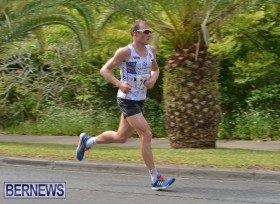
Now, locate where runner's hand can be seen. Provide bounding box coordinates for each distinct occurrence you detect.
[144,78,155,89]
[119,82,131,94]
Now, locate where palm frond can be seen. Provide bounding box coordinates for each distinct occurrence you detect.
[0,0,95,52]
[10,14,89,51]
[97,0,265,50]
[97,8,117,32]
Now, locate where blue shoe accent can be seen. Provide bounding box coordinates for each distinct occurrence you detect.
[76,133,91,161]
[151,174,175,190]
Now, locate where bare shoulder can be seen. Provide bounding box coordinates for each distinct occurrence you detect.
[148,45,156,55]
[114,46,131,62]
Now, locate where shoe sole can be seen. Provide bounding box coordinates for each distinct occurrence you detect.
[151,178,175,191]
[76,134,86,161]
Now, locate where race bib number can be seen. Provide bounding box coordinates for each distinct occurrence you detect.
[136,74,150,89]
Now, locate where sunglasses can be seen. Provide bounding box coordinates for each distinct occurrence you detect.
[136,29,153,34]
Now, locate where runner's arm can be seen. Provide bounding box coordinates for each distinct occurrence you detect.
[145,46,159,89]
[100,47,131,93]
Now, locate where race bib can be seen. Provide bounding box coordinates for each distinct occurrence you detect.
[136,74,150,89]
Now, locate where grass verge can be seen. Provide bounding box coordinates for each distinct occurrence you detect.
[0,141,280,171]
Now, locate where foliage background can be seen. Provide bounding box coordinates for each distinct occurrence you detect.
[0,0,280,140]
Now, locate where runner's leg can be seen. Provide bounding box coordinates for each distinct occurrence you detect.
[94,114,134,144]
[126,113,154,170]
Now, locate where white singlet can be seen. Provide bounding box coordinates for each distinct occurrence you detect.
[117,44,154,101]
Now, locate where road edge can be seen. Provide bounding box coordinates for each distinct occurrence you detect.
[1,157,280,184]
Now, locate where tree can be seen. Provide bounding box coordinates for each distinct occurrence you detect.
[96,0,267,148]
[226,1,280,111]
[0,0,95,126]
[211,1,280,138]
[0,0,94,52]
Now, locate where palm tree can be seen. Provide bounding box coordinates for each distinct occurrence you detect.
[0,0,96,125]
[0,0,94,52]
[97,0,264,148]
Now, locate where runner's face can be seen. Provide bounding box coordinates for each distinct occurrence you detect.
[135,25,152,45]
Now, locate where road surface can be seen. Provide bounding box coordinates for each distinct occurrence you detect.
[1,165,280,204]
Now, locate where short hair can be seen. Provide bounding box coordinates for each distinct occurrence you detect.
[130,19,148,36]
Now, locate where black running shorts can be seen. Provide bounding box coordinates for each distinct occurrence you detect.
[117,97,144,118]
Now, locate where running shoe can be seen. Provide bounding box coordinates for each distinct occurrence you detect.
[76,133,91,161]
[151,174,175,190]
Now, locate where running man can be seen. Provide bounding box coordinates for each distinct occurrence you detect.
[76,19,175,190]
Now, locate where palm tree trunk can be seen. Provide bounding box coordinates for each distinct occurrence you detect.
[163,47,220,148]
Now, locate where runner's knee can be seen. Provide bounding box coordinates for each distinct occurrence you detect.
[115,133,130,143]
[140,130,152,143]
[118,137,128,144]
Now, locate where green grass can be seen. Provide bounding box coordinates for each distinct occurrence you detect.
[221,109,280,140]
[1,141,280,171]
[1,107,120,136]
[1,102,165,137]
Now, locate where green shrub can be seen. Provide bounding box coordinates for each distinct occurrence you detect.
[3,105,119,136]
[230,109,280,140]
[2,98,166,137]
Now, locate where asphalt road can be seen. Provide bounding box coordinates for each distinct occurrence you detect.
[1,165,280,204]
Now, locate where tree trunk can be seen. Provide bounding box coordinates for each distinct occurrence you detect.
[163,47,220,148]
